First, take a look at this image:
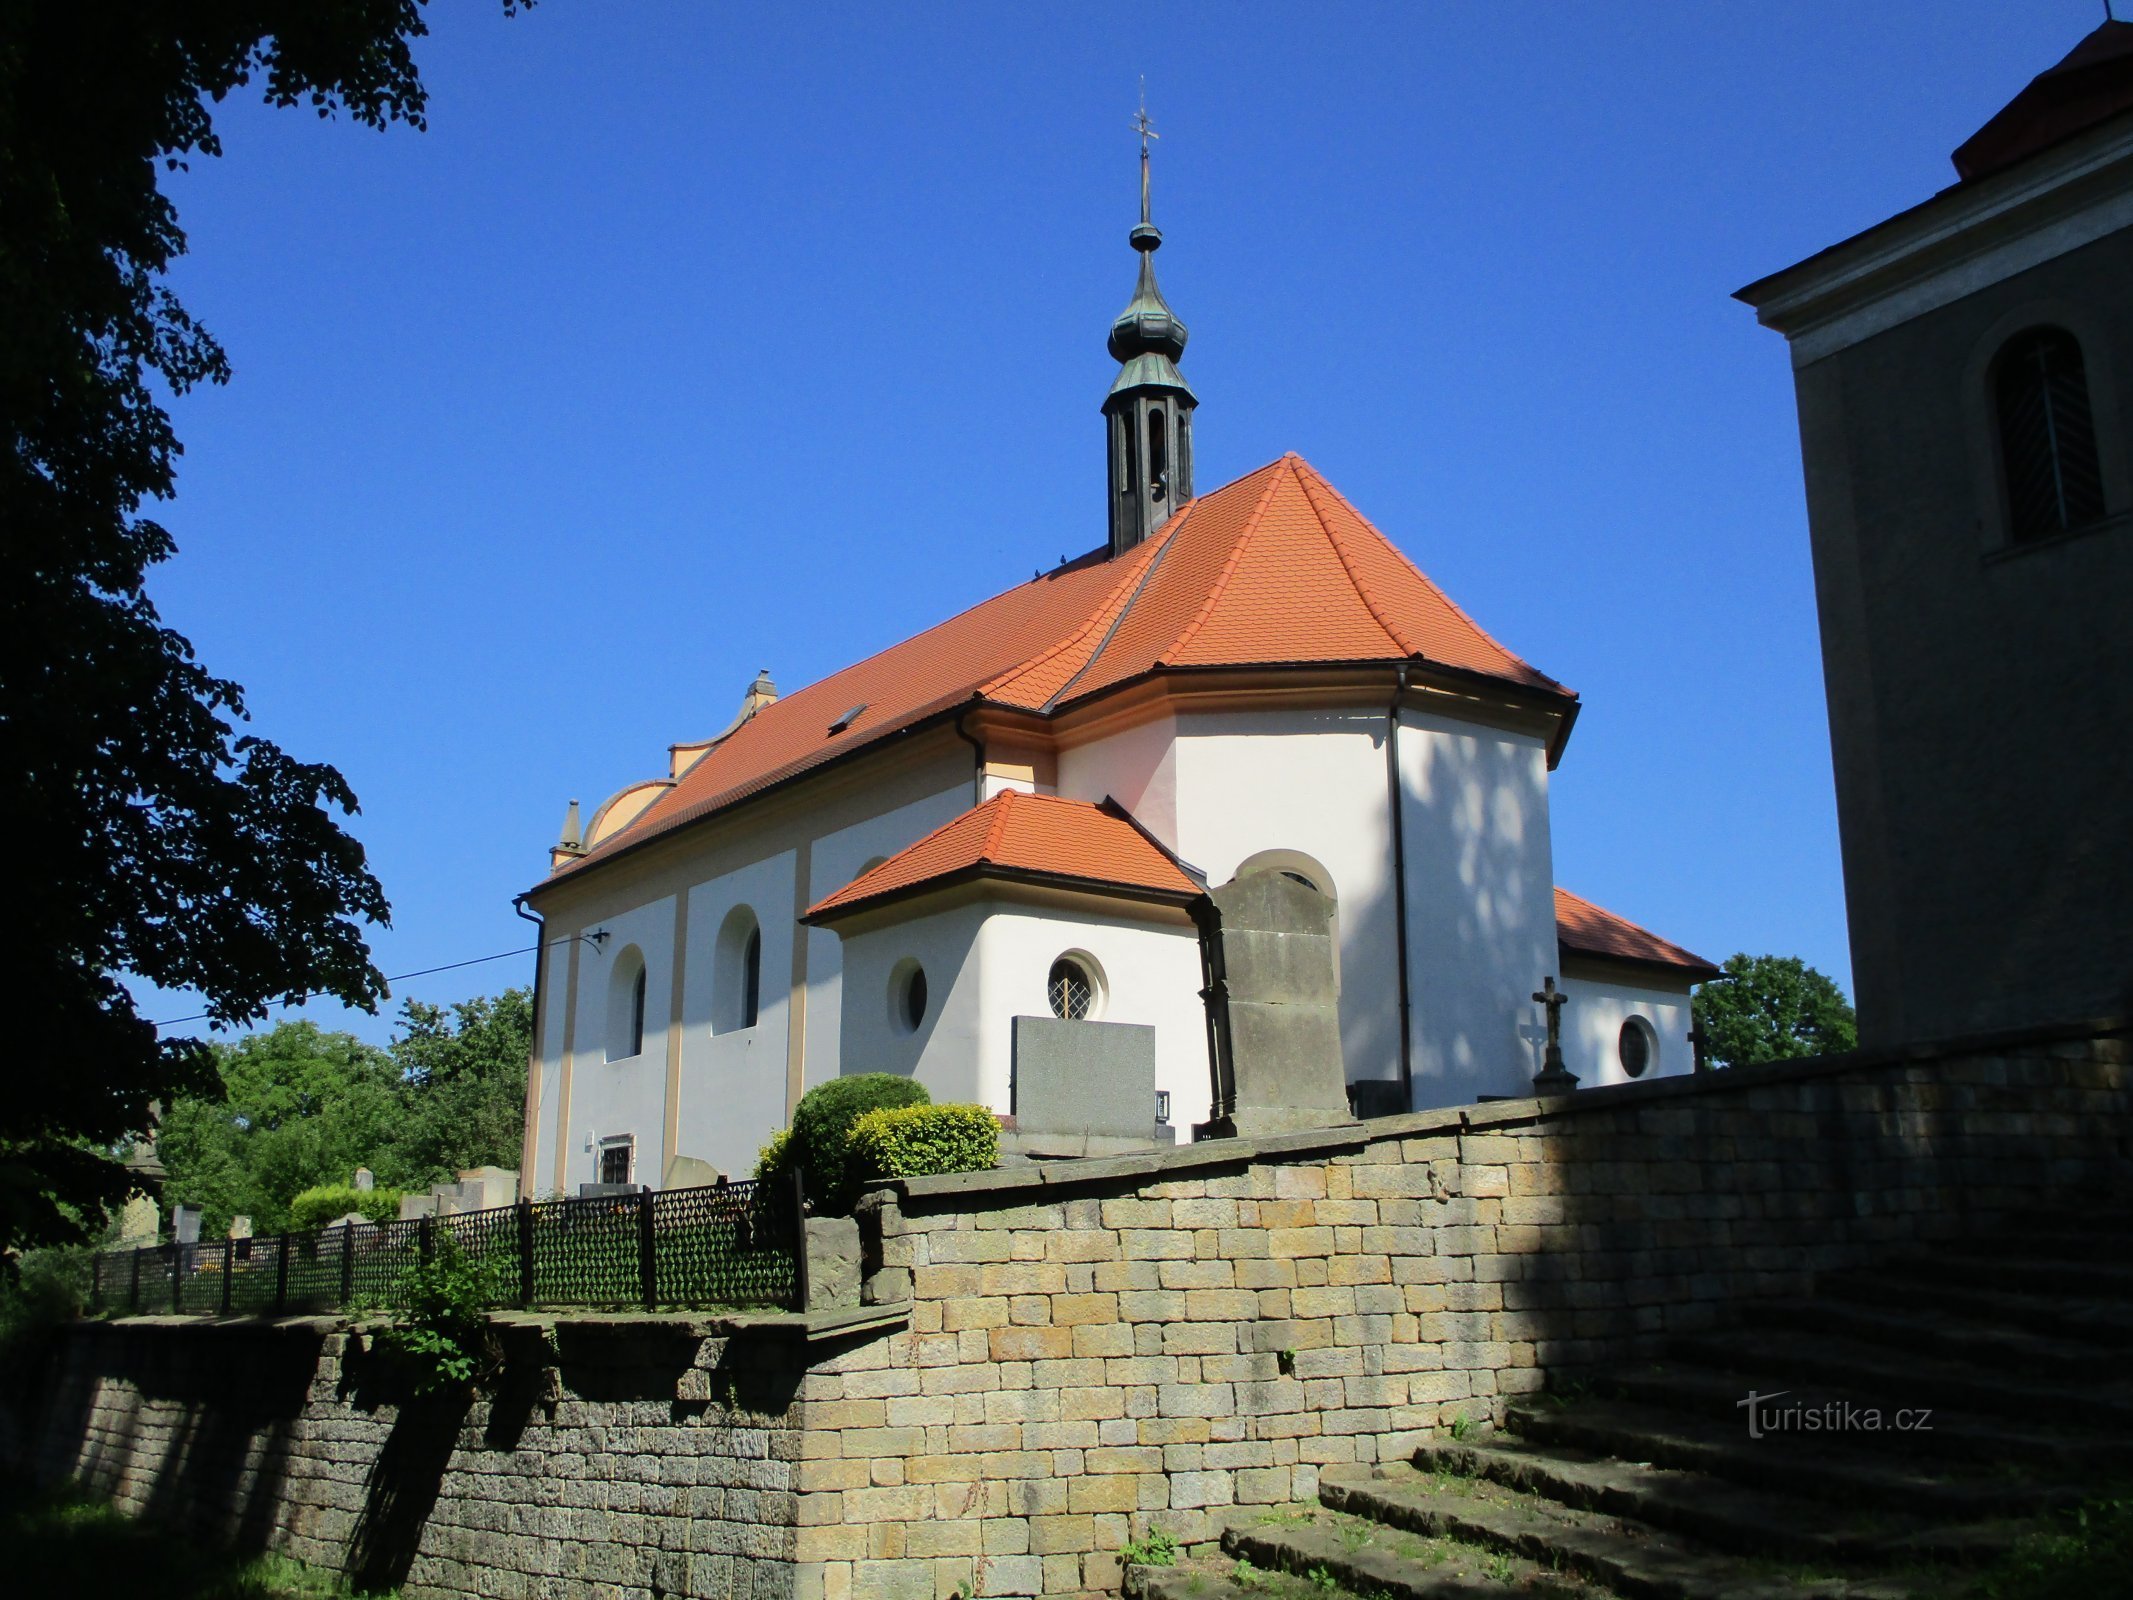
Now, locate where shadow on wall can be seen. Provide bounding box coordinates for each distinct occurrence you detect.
[31,1324,313,1559]
[1286,714,1554,1115]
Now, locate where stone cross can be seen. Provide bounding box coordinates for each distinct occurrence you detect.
[1531,977,1579,1095]
[1688,1020,1712,1074]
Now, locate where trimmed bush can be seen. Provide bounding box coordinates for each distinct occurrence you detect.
[789,1073,929,1212]
[753,1127,795,1185]
[289,1182,403,1232]
[848,1103,998,1184]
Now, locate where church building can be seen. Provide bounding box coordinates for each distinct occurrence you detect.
[516,130,1714,1196]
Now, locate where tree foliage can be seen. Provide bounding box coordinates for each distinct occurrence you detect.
[1692,953,1859,1069]
[0,3,524,1253]
[154,991,531,1237]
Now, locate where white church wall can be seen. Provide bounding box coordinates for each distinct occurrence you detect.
[975,906,1207,1129]
[834,900,991,1091]
[557,894,677,1195]
[1557,965,1697,1088]
[834,896,1205,1126]
[527,935,573,1196]
[1397,706,1560,1109]
[1056,712,1179,843]
[1165,704,1404,1090]
[673,850,797,1183]
[800,782,975,1095]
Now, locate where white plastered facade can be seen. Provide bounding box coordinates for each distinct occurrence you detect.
[524,690,1699,1197]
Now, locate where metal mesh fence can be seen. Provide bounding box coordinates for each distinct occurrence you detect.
[88,1176,803,1319]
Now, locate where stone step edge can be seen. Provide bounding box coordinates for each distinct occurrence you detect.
[1412,1437,1993,1567]
[1312,1466,1907,1600]
[1219,1515,1584,1600]
[1668,1330,2133,1432]
[1507,1399,2087,1516]
[1599,1362,2133,1471]
[1755,1299,2121,1372]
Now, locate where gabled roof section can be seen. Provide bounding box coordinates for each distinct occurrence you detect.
[805,791,1201,922]
[548,454,1569,884]
[986,455,1565,709]
[1555,887,1720,981]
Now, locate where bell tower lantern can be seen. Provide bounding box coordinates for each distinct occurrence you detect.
[1105,99,1197,556]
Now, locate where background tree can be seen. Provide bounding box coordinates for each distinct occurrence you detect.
[0,3,524,1254]
[152,992,532,1236]
[1693,953,1859,1069]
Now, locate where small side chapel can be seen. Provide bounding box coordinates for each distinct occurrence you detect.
[516,126,1714,1197]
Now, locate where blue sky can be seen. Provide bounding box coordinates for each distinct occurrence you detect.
[138,1,2107,1042]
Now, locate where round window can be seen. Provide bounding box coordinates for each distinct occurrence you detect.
[903,966,928,1032]
[1048,958,1095,1021]
[1618,1017,1656,1078]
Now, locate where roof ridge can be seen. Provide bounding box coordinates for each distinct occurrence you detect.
[1162,456,1294,665]
[979,788,1017,861]
[986,516,1181,708]
[1293,459,1421,658]
[1294,456,1563,691]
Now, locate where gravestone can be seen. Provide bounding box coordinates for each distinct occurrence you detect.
[352,1167,374,1192]
[1206,870,1352,1137]
[115,1194,160,1246]
[1012,1017,1159,1140]
[171,1204,202,1245]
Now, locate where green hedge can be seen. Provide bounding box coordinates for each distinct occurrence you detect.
[787,1073,930,1212]
[848,1103,998,1184]
[288,1183,404,1232]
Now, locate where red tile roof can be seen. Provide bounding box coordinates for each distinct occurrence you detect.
[1555,888,1719,980]
[552,454,1569,882]
[805,791,1201,921]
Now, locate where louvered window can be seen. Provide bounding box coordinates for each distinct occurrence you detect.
[1994,328,2105,543]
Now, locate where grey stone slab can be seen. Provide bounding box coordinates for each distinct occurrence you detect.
[1012,1015,1157,1139]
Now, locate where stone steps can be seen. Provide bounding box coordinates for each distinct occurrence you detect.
[1404,1436,2006,1567]
[1813,1268,2133,1348]
[1667,1327,2133,1433]
[1219,1509,1595,1599]
[1873,1248,2133,1300]
[1504,1395,2085,1517]
[1752,1295,2123,1378]
[1599,1359,2132,1471]
[1312,1463,1916,1600]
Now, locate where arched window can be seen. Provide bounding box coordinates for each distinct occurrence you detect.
[741,924,761,1031]
[712,906,762,1035]
[1994,328,2105,543]
[606,945,647,1062]
[1048,955,1101,1021]
[1148,410,1168,500]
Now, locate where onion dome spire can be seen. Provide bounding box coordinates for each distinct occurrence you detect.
[1104,86,1197,557]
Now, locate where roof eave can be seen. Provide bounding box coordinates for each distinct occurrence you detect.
[805,862,1206,928]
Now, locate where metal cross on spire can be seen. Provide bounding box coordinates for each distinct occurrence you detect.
[1134,78,1158,227]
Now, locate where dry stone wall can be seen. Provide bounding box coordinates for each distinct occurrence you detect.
[795,1023,2131,1600]
[29,1314,814,1600]
[13,1022,2128,1600]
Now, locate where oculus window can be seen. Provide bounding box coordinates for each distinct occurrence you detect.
[1617,1016,1657,1079]
[1048,956,1097,1021]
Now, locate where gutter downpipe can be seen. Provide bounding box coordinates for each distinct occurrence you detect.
[953,708,985,806]
[512,893,547,1201]
[1387,665,1415,1110]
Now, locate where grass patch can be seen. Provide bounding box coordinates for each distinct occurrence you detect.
[1969,1493,2133,1600]
[2,1475,394,1599]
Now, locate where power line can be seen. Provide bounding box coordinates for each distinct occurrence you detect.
[150,938,575,1029]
